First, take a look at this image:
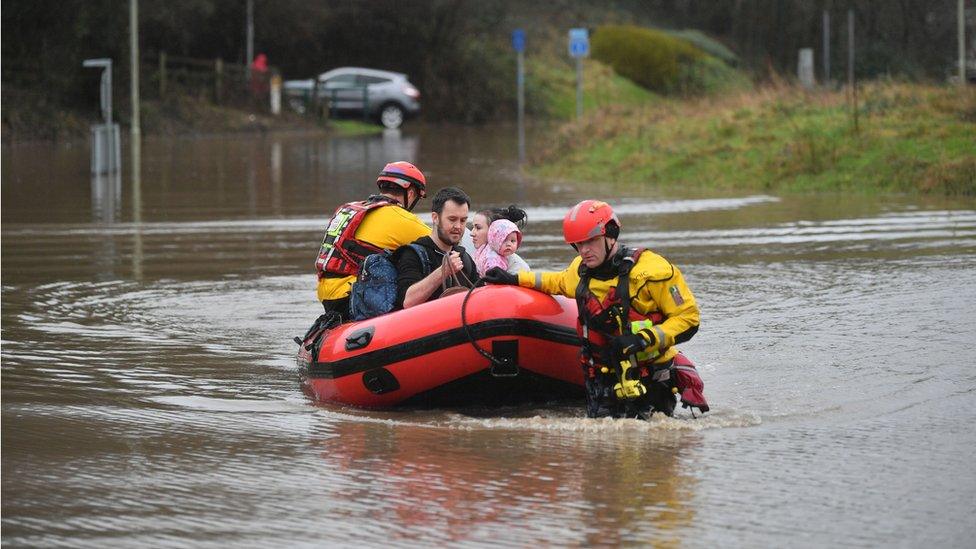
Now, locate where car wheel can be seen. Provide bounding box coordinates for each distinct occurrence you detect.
[379,103,405,129]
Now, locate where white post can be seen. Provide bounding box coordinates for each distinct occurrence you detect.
[270,74,281,115]
[798,48,815,89]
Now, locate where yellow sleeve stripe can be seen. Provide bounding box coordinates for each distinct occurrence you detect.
[652,326,667,353]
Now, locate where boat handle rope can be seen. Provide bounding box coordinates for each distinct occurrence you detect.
[440,253,512,371]
[461,282,514,371]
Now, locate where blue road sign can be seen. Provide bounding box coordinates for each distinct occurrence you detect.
[568,28,589,58]
[512,29,525,53]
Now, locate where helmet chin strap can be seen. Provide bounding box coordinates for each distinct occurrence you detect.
[601,238,617,267]
[571,238,618,266]
[404,188,421,211]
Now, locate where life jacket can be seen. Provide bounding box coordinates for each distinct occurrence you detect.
[574,247,665,367]
[575,247,710,415]
[315,195,398,279]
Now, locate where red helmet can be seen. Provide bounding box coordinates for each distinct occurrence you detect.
[563,200,620,244]
[376,161,426,198]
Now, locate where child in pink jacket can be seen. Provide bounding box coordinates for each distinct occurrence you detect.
[475,218,523,277]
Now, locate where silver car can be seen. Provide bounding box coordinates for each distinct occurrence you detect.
[284,67,421,129]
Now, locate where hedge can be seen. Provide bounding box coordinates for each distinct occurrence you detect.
[592,24,747,95]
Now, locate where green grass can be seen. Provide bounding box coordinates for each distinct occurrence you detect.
[328,119,385,136]
[531,82,976,195]
[527,56,660,120]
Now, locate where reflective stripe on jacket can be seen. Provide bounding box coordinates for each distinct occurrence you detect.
[517,248,699,364]
[316,197,429,302]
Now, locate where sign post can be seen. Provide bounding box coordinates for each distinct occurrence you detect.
[512,29,526,164]
[822,9,830,85]
[83,58,121,175]
[568,28,589,120]
[960,0,967,86]
[848,9,858,133]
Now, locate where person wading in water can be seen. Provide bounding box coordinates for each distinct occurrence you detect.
[482,199,709,418]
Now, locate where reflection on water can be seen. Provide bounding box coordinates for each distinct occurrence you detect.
[317,128,419,173]
[311,416,699,545]
[3,127,976,547]
[3,129,422,225]
[91,169,122,223]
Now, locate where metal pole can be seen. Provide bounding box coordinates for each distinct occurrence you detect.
[130,0,140,140]
[517,49,525,164]
[848,9,858,133]
[105,64,115,174]
[105,63,116,175]
[847,9,854,92]
[132,127,142,277]
[960,0,967,85]
[246,0,254,65]
[105,63,113,126]
[362,86,368,122]
[576,57,583,120]
[215,58,223,103]
[159,51,166,97]
[823,9,830,84]
[132,133,142,225]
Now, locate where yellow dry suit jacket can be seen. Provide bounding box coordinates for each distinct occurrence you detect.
[517,250,700,364]
[316,204,430,302]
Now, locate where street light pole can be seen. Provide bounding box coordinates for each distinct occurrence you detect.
[129,0,142,228]
[130,0,140,140]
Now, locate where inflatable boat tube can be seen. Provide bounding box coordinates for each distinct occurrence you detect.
[299,286,585,408]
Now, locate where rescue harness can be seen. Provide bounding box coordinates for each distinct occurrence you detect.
[315,195,399,279]
[574,247,673,417]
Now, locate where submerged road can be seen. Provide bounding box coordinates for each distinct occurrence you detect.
[3,128,975,547]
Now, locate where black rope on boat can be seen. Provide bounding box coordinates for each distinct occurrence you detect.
[439,252,510,370]
[441,254,510,375]
[460,280,510,369]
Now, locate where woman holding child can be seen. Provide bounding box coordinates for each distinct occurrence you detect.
[466,205,531,276]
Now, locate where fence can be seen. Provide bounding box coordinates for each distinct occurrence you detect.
[285,86,373,122]
[149,52,275,110]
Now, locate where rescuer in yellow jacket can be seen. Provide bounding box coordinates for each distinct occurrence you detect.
[483,199,708,418]
[314,161,430,321]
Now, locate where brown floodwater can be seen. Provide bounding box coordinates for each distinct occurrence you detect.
[3,125,976,547]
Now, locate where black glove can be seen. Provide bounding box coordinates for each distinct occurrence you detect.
[482,267,518,285]
[611,330,654,357]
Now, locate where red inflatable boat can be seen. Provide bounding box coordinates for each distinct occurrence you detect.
[298,286,585,408]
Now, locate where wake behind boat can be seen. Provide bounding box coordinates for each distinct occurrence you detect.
[297,286,586,408]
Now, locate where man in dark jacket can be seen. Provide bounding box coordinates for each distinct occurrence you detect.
[395,187,478,309]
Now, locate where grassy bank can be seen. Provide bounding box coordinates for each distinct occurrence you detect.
[528,57,660,119]
[531,82,976,195]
